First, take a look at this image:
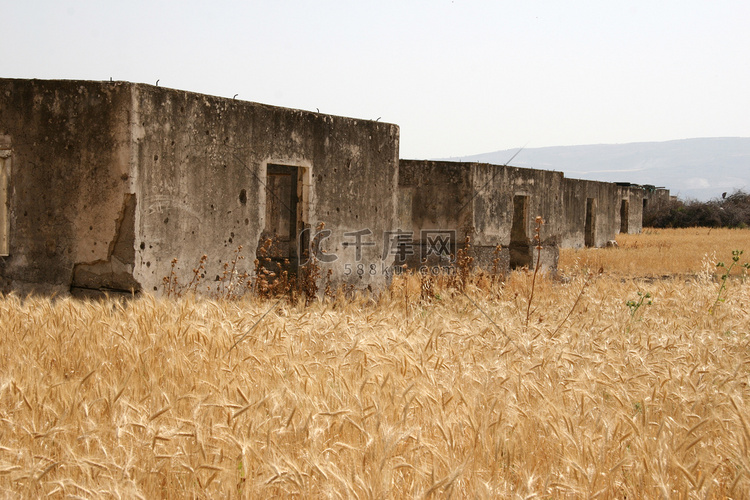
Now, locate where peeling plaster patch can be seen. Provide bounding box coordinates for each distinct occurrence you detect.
[71,193,140,293]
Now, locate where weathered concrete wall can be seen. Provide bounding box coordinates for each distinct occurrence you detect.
[562,179,618,248]
[131,84,399,293]
[398,160,562,273]
[471,163,562,271]
[0,79,399,295]
[0,79,135,295]
[399,161,657,272]
[0,77,669,295]
[621,185,645,235]
[397,160,473,268]
[642,186,672,215]
[561,179,648,248]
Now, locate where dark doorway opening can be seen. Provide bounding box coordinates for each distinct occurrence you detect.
[585,198,596,248]
[509,195,531,269]
[620,199,629,233]
[259,164,300,275]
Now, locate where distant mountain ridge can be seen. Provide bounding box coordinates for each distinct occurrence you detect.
[434,137,750,201]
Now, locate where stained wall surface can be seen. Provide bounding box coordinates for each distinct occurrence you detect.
[0,79,135,295]
[471,163,563,271]
[560,179,645,248]
[399,160,655,274]
[130,83,399,294]
[0,78,666,295]
[398,160,563,273]
[0,79,400,295]
[397,160,473,268]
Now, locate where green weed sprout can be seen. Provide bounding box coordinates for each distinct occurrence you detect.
[627,291,652,320]
[710,249,750,314]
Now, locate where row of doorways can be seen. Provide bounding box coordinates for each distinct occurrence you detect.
[259,167,631,274]
[511,195,630,267]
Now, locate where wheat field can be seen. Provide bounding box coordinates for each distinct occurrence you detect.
[1,229,750,498]
[560,227,750,277]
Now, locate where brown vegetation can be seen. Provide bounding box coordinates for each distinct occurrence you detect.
[2,230,750,497]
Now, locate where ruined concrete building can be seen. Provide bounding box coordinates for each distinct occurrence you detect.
[0,78,670,296]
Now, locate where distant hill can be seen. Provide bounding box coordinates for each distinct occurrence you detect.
[434,137,750,201]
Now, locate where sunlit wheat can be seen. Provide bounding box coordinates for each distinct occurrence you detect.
[1,229,749,497]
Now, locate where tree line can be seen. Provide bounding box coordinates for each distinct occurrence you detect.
[644,190,750,228]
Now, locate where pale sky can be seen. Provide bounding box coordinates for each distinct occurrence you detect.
[4,0,749,159]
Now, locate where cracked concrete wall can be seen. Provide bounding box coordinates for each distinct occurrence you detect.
[71,193,139,293]
[0,79,135,295]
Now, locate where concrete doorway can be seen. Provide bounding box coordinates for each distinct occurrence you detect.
[585,198,596,247]
[509,195,531,269]
[261,164,301,274]
[620,199,629,233]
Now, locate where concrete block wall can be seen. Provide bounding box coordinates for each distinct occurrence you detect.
[0,78,668,295]
[130,83,400,294]
[0,79,135,295]
[0,78,400,295]
[398,160,563,274]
